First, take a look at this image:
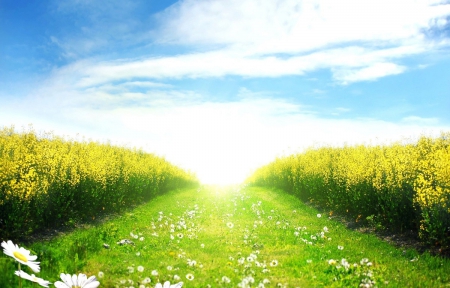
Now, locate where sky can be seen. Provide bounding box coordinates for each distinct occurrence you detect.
[1,0,450,184]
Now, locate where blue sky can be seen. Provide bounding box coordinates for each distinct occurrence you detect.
[1,0,450,184]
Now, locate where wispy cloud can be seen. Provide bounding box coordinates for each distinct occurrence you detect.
[333,63,407,84]
[37,0,450,85]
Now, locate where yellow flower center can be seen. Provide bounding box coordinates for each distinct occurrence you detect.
[13,251,28,262]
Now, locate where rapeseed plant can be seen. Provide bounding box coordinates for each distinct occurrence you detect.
[247,133,450,247]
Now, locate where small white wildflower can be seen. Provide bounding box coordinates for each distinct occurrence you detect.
[142,277,151,284]
[270,260,279,267]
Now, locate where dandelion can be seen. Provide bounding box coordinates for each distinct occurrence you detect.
[98,271,104,278]
[186,273,194,281]
[270,260,279,267]
[167,265,173,271]
[174,275,181,281]
[128,266,135,273]
[341,258,350,270]
[14,270,50,287]
[151,270,159,276]
[2,240,40,273]
[317,214,322,218]
[137,266,144,272]
[177,233,184,239]
[323,226,329,232]
[222,276,231,283]
[54,273,100,288]
[142,277,151,284]
[328,259,337,265]
[338,245,344,250]
[227,222,234,228]
[139,237,145,241]
[155,281,183,288]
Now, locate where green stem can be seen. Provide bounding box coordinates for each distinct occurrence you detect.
[18,263,22,288]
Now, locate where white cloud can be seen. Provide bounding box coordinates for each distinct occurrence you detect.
[38,0,449,86]
[158,0,450,52]
[47,43,427,89]
[402,116,439,125]
[333,62,407,84]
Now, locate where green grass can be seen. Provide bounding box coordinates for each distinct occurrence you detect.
[1,186,450,287]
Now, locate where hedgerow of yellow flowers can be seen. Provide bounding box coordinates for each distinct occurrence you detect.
[0,126,198,239]
[247,133,450,246]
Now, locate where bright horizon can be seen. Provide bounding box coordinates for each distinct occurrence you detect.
[1,0,450,184]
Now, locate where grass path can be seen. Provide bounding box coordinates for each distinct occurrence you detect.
[1,186,450,287]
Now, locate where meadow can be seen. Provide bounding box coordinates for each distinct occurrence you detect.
[1,186,450,287]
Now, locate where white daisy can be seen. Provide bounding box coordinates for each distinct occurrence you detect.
[54,273,100,288]
[1,240,40,273]
[155,281,183,288]
[14,270,50,287]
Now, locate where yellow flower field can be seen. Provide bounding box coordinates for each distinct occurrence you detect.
[247,133,450,247]
[0,127,198,240]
